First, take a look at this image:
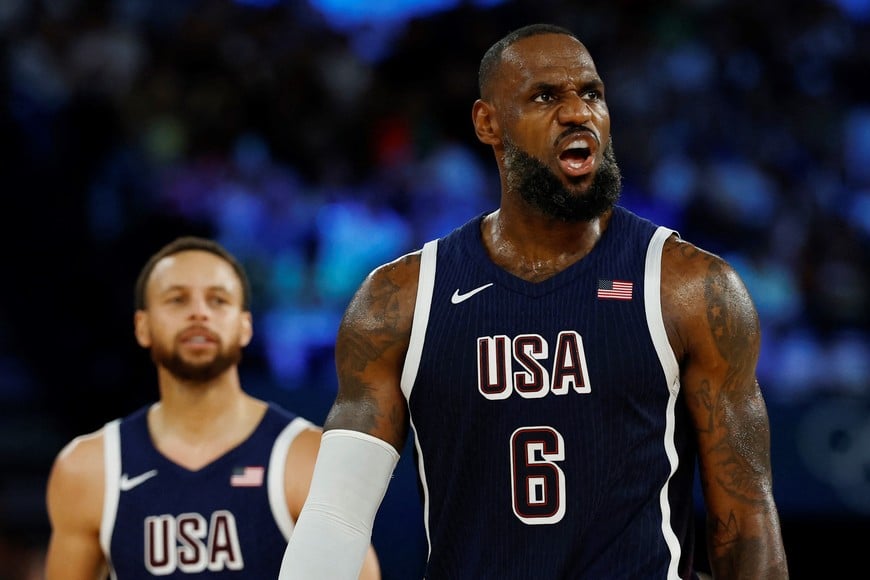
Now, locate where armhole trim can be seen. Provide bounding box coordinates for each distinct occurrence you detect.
[399,241,437,558]
[100,419,121,565]
[400,242,437,400]
[644,226,683,580]
[644,227,680,386]
[268,417,317,539]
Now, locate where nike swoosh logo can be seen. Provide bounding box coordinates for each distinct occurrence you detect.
[119,469,158,491]
[451,283,494,304]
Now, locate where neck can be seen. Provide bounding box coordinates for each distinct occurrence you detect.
[483,205,612,282]
[154,368,247,432]
[147,370,267,470]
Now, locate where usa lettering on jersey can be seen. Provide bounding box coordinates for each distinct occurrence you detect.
[477,331,592,399]
[145,510,243,575]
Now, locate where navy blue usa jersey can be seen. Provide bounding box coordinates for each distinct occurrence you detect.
[99,403,314,579]
[402,206,700,579]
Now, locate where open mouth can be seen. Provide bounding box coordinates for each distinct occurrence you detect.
[558,134,597,176]
[179,326,219,345]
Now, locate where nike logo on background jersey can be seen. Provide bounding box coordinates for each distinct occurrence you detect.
[451,283,494,304]
[119,469,158,491]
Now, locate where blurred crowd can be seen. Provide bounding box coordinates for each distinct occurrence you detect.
[1,0,869,577]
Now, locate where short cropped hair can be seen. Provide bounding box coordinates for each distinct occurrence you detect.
[478,23,579,99]
[134,236,252,311]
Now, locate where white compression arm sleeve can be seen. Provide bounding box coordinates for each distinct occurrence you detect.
[278,429,400,579]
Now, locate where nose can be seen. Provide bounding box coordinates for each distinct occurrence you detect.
[187,295,211,320]
[557,93,592,125]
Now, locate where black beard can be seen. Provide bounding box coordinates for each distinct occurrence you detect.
[152,344,242,382]
[503,138,622,222]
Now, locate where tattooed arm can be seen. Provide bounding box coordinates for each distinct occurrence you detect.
[661,235,788,579]
[278,252,419,579]
[324,250,420,449]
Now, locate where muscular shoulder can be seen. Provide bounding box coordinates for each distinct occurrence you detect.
[342,250,421,338]
[47,428,106,527]
[50,429,105,487]
[660,234,760,362]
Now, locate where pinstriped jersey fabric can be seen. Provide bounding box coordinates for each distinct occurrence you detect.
[100,403,312,578]
[402,206,701,579]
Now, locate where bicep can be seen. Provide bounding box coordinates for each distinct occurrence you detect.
[45,437,107,580]
[284,427,322,519]
[675,252,775,513]
[45,530,107,580]
[326,256,418,451]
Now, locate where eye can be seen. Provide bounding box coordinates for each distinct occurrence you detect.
[583,88,603,101]
[533,90,557,103]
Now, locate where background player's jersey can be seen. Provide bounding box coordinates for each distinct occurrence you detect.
[99,403,313,578]
[402,206,700,579]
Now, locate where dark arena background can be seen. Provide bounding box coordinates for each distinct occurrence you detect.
[1,0,868,578]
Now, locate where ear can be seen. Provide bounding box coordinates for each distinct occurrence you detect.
[472,99,501,146]
[133,310,151,348]
[239,311,253,348]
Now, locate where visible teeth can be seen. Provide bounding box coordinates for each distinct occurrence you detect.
[569,138,590,150]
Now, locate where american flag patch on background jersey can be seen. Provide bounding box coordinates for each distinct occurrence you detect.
[597,279,633,300]
[230,466,264,487]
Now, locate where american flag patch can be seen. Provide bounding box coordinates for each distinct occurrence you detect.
[597,279,633,300]
[230,466,264,487]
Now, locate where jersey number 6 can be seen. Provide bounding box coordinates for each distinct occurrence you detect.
[510,426,566,525]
